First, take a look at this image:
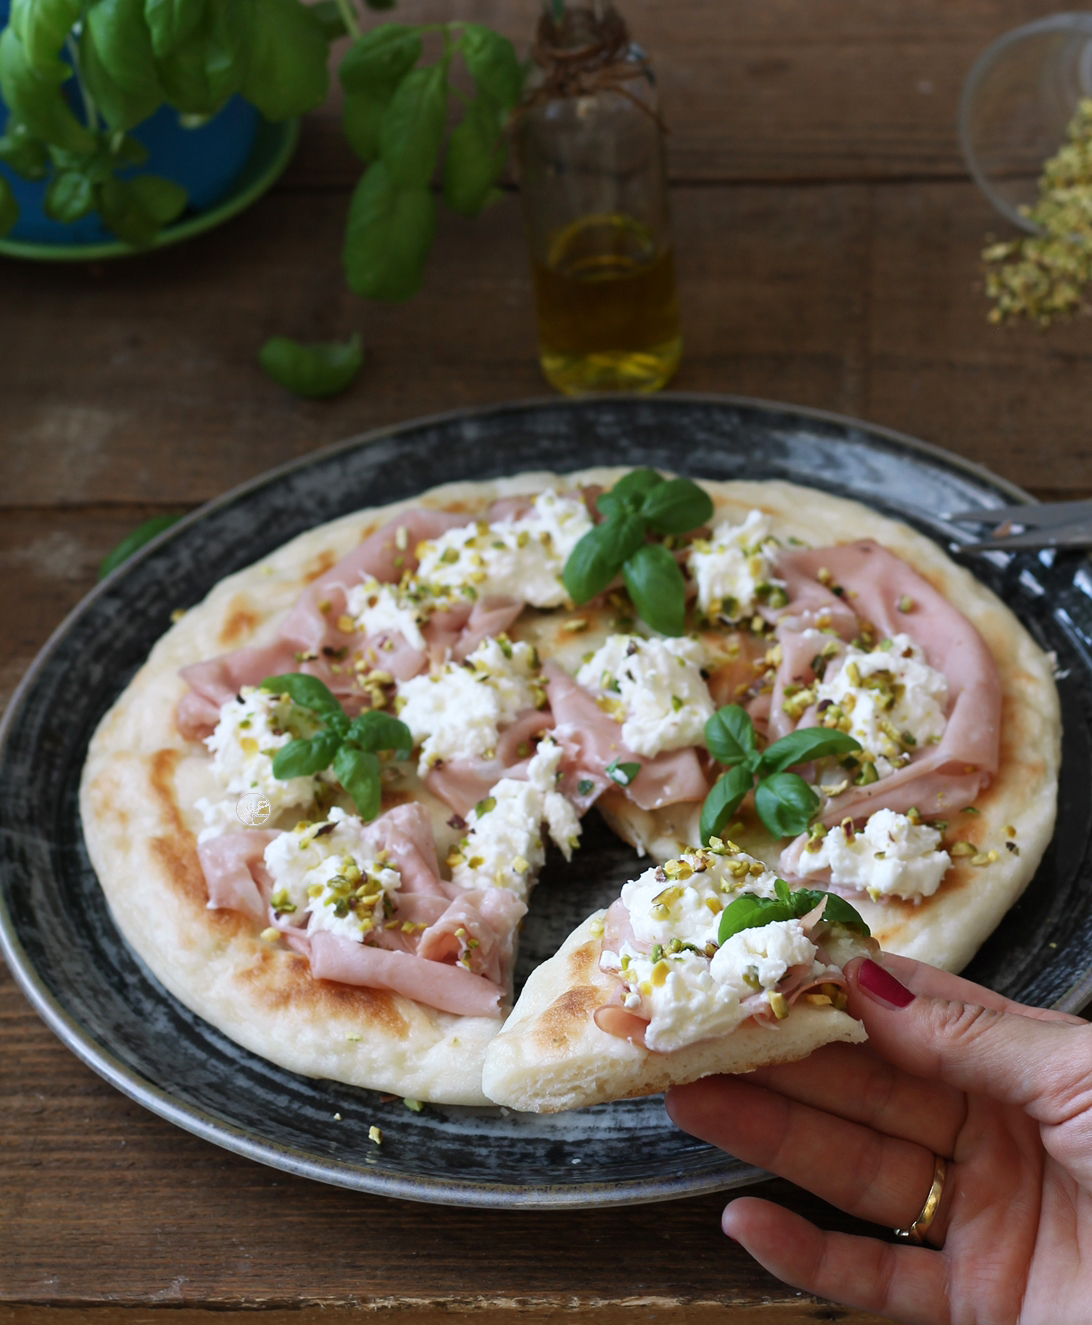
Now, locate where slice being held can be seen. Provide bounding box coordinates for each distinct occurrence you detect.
[481,840,877,1114]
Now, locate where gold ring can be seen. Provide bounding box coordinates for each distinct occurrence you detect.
[894,1155,947,1245]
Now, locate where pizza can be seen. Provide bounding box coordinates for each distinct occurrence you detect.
[78,468,1060,1109]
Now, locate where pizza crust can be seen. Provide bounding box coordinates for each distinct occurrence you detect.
[79,470,1060,1105]
[480,912,867,1113]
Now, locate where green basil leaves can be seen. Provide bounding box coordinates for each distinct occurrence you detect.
[259,674,412,823]
[718,877,870,945]
[699,705,861,842]
[259,333,364,399]
[562,470,713,636]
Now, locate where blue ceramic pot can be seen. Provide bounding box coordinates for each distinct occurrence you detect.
[0,1,259,245]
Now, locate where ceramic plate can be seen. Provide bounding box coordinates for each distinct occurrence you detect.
[0,118,298,263]
[2,396,1090,1208]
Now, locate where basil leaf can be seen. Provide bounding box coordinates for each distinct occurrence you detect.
[0,27,96,153]
[10,0,82,69]
[561,512,644,604]
[379,62,446,187]
[786,887,870,936]
[754,771,819,839]
[347,710,413,759]
[242,0,328,119]
[605,758,641,787]
[309,0,347,42]
[259,673,344,720]
[0,123,49,178]
[44,170,94,222]
[153,0,251,115]
[718,894,794,945]
[81,0,164,131]
[333,745,382,821]
[338,23,420,90]
[342,87,391,164]
[365,0,397,8]
[611,468,664,501]
[443,93,506,217]
[704,704,755,767]
[98,513,182,578]
[144,0,206,59]
[622,543,686,637]
[460,24,522,110]
[0,176,17,236]
[97,173,186,245]
[272,730,341,780]
[640,477,714,536]
[343,160,436,301]
[699,763,753,845]
[774,877,791,905]
[259,333,363,399]
[759,726,862,776]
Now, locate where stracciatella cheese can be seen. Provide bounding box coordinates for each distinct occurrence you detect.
[448,737,582,899]
[346,577,428,651]
[415,489,592,609]
[396,637,542,776]
[575,635,714,757]
[798,808,951,901]
[686,509,786,621]
[194,687,320,841]
[815,633,948,778]
[263,808,402,943]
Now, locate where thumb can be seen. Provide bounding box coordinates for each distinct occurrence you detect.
[847,957,1092,1119]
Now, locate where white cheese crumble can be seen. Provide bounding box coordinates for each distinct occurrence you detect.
[798,808,951,901]
[414,489,592,609]
[599,845,862,1054]
[686,510,786,621]
[396,636,542,776]
[194,687,320,842]
[815,633,948,778]
[575,634,714,757]
[345,576,428,651]
[263,807,402,942]
[448,737,581,901]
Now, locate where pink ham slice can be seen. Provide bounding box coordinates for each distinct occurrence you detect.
[306,931,504,1017]
[544,663,708,812]
[358,801,450,899]
[425,708,554,817]
[417,887,528,985]
[767,541,1002,829]
[198,830,280,923]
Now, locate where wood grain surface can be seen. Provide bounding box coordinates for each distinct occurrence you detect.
[1,1,1083,1320]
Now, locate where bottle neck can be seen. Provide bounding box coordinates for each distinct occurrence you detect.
[535,2,626,61]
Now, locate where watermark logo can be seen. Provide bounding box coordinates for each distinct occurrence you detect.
[237,792,272,827]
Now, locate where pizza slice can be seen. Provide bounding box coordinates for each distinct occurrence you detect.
[481,840,876,1114]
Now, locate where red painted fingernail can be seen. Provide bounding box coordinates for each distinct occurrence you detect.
[857,959,914,1009]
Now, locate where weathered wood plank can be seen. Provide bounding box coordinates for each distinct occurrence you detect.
[282,0,1068,187]
[0,179,1087,508]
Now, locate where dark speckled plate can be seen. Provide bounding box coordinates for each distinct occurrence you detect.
[3,395,1091,1207]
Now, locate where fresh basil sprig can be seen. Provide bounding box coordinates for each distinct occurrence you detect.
[700,705,861,842]
[562,469,714,636]
[718,877,870,946]
[260,674,412,822]
[259,333,364,399]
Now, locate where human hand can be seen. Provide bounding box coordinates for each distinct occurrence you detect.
[665,954,1092,1325]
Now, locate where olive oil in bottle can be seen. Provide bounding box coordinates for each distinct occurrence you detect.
[516,2,681,395]
[532,213,681,394]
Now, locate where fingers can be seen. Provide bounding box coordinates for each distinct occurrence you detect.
[879,954,1086,1026]
[721,1197,949,1325]
[665,1073,942,1234]
[741,1041,967,1158]
[847,957,1092,1122]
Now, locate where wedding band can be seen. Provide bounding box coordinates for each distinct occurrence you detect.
[894,1155,947,1244]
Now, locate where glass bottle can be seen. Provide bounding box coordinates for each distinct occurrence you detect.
[514,1,681,395]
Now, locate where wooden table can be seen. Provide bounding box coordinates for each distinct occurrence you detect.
[1,2,1083,1320]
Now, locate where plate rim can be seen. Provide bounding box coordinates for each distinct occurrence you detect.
[0,391,1061,1208]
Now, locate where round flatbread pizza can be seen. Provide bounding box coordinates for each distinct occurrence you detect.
[79,468,1061,1109]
